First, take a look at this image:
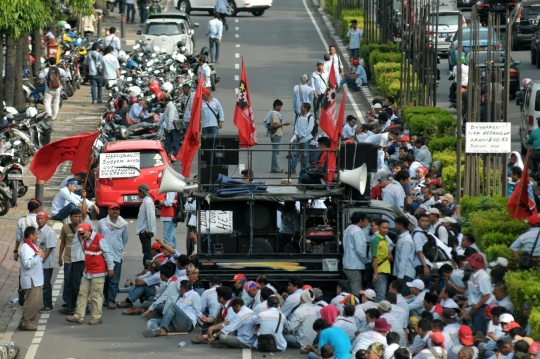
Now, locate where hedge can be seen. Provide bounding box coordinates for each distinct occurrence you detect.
[432,150,463,195]
[428,136,458,153]
[341,9,365,40]
[401,107,456,145]
[369,50,401,74]
[505,270,540,326]
[459,195,509,219]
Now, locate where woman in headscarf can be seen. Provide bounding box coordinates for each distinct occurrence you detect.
[320,304,339,325]
[508,151,524,177]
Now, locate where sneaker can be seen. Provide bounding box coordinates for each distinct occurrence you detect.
[286,170,296,174]
[66,315,83,324]
[89,317,103,325]
[271,168,284,173]
[58,308,74,315]
[38,306,52,313]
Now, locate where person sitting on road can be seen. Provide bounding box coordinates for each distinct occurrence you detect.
[244,281,262,310]
[51,180,97,221]
[59,172,86,193]
[283,288,318,350]
[128,99,156,128]
[208,297,257,349]
[252,294,287,352]
[142,262,179,318]
[192,286,235,345]
[196,276,221,335]
[231,273,253,308]
[255,287,276,314]
[117,259,162,313]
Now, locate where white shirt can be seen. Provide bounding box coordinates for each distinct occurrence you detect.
[311,70,329,95]
[253,307,287,352]
[285,303,317,349]
[333,316,356,342]
[223,306,256,347]
[51,187,82,216]
[102,53,120,80]
[384,343,400,359]
[20,241,44,289]
[452,63,469,87]
[351,330,388,355]
[103,34,121,57]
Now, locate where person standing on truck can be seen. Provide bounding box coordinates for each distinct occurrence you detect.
[277,202,300,253]
[343,212,370,297]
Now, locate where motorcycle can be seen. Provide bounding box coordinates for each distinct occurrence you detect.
[0,182,11,216]
[0,140,28,207]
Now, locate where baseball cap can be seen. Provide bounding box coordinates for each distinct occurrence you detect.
[442,194,454,203]
[37,211,49,219]
[373,103,382,109]
[428,179,441,187]
[313,288,324,300]
[499,313,515,323]
[441,217,454,224]
[377,300,392,312]
[489,257,509,268]
[244,281,260,291]
[301,74,309,83]
[400,135,410,142]
[469,253,486,269]
[458,325,474,346]
[138,183,150,195]
[202,88,211,95]
[502,321,521,332]
[382,174,394,182]
[67,179,79,185]
[317,60,324,65]
[406,279,425,290]
[360,289,376,300]
[151,242,163,252]
[430,332,446,347]
[163,93,172,101]
[426,208,440,215]
[528,215,540,226]
[231,273,246,282]
[145,259,162,270]
[108,202,121,209]
[443,308,458,323]
[77,223,92,233]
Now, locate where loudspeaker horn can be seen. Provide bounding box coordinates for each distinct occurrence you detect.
[158,166,198,194]
[339,163,368,195]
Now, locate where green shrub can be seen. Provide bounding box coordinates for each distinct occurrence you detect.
[459,195,508,219]
[369,50,402,74]
[529,308,540,339]
[326,0,338,18]
[469,210,528,237]
[428,136,458,153]
[360,44,399,68]
[401,106,456,143]
[480,232,516,247]
[433,150,463,168]
[484,244,517,271]
[340,9,365,40]
[505,269,540,324]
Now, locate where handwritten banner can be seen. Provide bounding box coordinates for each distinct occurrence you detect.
[465,122,511,154]
[99,152,141,178]
[199,210,233,234]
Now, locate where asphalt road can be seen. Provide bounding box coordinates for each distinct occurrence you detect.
[9,0,361,358]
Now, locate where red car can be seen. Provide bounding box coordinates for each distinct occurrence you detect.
[95,140,171,213]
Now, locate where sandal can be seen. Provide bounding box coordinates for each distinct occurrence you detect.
[122,307,144,315]
[143,329,163,338]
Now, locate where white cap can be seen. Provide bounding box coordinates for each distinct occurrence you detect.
[499,313,515,323]
[489,257,509,268]
[373,103,382,109]
[441,217,454,224]
[360,289,376,300]
[406,279,425,290]
[427,208,440,215]
[301,74,309,83]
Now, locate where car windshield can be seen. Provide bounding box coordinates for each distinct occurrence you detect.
[522,5,540,18]
[461,29,496,42]
[430,14,459,26]
[140,150,164,168]
[144,22,183,36]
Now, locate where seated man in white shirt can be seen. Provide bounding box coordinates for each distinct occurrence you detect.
[333,304,357,342]
[253,295,287,352]
[59,172,86,193]
[330,280,358,314]
[384,332,401,359]
[50,181,88,221]
[255,287,275,314]
[413,332,447,359]
[142,262,179,318]
[117,259,162,312]
[208,297,257,348]
[351,317,391,356]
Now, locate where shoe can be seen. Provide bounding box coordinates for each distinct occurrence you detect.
[58,308,74,315]
[271,168,284,173]
[215,60,220,63]
[62,303,67,308]
[97,100,103,104]
[89,318,103,325]
[22,324,37,331]
[286,170,296,174]
[38,306,52,313]
[91,101,95,105]
[107,302,116,310]
[66,315,83,324]
[192,334,209,344]
[210,341,229,348]
[225,24,229,31]
[170,154,177,162]
[116,300,133,308]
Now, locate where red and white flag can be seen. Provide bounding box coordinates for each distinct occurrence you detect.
[233,57,258,148]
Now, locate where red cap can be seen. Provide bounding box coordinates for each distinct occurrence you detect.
[37,211,49,219]
[202,88,211,95]
[469,253,486,269]
[428,179,441,186]
[528,215,540,226]
[77,223,92,233]
[151,242,163,252]
[503,321,521,332]
[458,325,474,346]
[400,135,410,142]
[108,202,121,209]
[303,285,313,290]
[430,333,446,348]
[231,273,246,282]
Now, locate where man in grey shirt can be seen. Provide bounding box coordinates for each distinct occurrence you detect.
[102,46,120,82]
[136,184,156,266]
[83,43,104,104]
[103,27,121,57]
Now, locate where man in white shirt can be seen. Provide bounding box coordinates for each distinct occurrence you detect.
[81,14,97,36]
[136,183,156,266]
[283,289,317,349]
[18,226,44,331]
[156,93,180,161]
[351,317,390,355]
[51,181,83,221]
[311,60,329,122]
[103,27,121,57]
[102,46,120,82]
[253,295,287,352]
[330,280,357,314]
[37,213,57,313]
[333,304,357,342]
[347,20,363,58]
[215,0,228,31]
[281,276,303,317]
[207,12,223,63]
[208,297,256,348]
[198,56,213,88]
[255,287,274,314]
[328,45,343,89]
[312,288,328,318]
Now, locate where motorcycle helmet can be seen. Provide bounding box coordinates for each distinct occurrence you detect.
[153,45,160,53]
[118,50,127,62]
[26,107,38,118]
[175,53,187,63]
[179,46,187,55]
[149,80,160,93]
[113,98,120,108]
[56,20,67,30]
[176,41,186,49]
[119,127,129,140]
[106,79,116,89]
[522,78,532,88]
[73,38,83,47]
[129,96,139,105]
[63,23,72,31]
[155,90,164,101]
[461,53,467,64]
[161,82,173,93]
[129,86,142,97]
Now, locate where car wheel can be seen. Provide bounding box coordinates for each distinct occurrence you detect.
[177,0,190,13]
[226,0,238,16]
[532,48,537,65]
[252,9,265,16]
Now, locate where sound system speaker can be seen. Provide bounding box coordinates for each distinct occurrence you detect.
[201,135,239,165]
[237,235,278,254]
[200,163,228,188]
[339,142,378,172]
[201,233,238,254]
[342,172,371,201]
[237,202,278,236]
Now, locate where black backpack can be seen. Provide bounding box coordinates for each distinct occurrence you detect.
[413,230,439,262]
[47,66,62,90]
[173,193,186,223]
[434,224,458,249]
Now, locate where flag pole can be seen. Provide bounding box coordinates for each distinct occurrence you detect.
[515,150,530,218]
[83,138,98,192]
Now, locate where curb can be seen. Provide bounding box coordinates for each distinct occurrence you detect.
[310,0,376,116]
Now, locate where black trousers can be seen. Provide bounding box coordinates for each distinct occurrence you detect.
[218,12,227,26]
[43,268,54,308]
[139,232,152,266]
[66,261,85,311]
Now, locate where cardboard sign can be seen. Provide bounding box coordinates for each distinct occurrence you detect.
[199,210,233,234]
[465,122,511,154]
[99,152,141,178]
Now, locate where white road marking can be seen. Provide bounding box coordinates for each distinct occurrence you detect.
[236,44,240,47]
[37,325,46,331]
[31,338,42,344]
[235,19,239,22]
[235,64,240,69]
[38,319,47,324]
[35,332,44,337]
[52,289,60,297]
[235,34,239,38]
[235,27,239,31]
[24,344,39,359]
[242,348,251,359]
[235,53,240,58]
[40,314,50,319]
[302,0,363,122]
[235,75,240,81]
[235,88,239,95]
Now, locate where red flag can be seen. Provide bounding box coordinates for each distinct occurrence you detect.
[508,151,538,219]
[178,74,203,178]
[319,64,338,142]
[29,130,100,181]
[233,57,258,148]
[325,92,347,182]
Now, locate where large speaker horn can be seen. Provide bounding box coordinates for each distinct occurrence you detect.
[158,166,198,194]
[339,164,368,195]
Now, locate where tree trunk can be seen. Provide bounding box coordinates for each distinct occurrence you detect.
[14,36,28,108]
[0,35,4,115]
[31,29,42,79]
[3,36,18,107]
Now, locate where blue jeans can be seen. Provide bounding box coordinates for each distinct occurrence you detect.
[290,140,310,172]
[126,3,136,22]
[340,77,359,89]
[62,263,70,302]
[164,130,180,156]
[270,134,281,171]
[308,353,323,359]
[127,284,156,303]
[470,305,488,335]
[350,48,359,58]
[52,203,77,221]
[202,126,219,135]
[157,300,194,332]
[104,261,122,304]
[374,273,389,303]
[163,221,177,248]
[119,0,126,14]
[89,74,103,102]
[209,37,220,62]
[138,2,148,24]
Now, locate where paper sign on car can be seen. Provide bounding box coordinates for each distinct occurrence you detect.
[99,152,141,178]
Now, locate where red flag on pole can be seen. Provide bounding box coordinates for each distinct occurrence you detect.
[178,74,203,178]
[29,130,100,182]
[318,64,338,142]
[233,57,258,148]
[508,151,538,219]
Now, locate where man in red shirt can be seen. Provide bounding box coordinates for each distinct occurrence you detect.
[66,223,115,325]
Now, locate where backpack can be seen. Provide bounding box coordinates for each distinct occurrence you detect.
[172,193,186,224]
[47,66,62,90]
[413,230,439,262]
[435,224,458,249]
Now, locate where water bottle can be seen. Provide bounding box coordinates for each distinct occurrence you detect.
[177,342,186,348]
[10,298,19,304]
[9,341,14,349]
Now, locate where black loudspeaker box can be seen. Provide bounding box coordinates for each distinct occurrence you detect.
[339,142,378,172]
[237,202,278,236]
[200,163,228,189]
[237,235,277,254]
[201,135,239,165]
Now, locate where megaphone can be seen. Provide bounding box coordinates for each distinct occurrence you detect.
[339,164,368,195]
[158,166,198,194]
